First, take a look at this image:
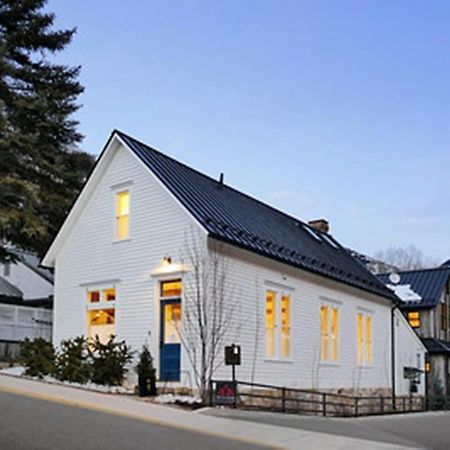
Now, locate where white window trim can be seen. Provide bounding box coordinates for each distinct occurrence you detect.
[356,308,373,368]
[113,187,131,242]
[264,284,294,362]
[319,299,341,365]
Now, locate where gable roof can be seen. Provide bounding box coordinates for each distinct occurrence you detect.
[112,130,396,301]
[377,267,450,309]
[0,275,23,299]
[13,248,54,284]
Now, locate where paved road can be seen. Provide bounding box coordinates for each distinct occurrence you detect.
[205,408,450,449]
[0,391,267,450]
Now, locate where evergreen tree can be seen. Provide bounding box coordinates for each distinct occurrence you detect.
[0,0,94,262]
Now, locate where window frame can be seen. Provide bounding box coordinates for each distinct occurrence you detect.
[320,299,341,364]
[264,285,293,361]
[114,189,131,242]
[86,286,117,343]
[356,309,373,367]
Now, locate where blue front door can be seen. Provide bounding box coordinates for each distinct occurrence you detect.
[160,299,181,381]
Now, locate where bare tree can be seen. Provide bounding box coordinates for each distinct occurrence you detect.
[374,245,438,271]
[179,229,238,400]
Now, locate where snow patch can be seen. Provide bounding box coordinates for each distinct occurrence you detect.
[0,366,25,377]
[155,393,202,405]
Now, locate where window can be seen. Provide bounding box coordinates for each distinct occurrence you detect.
[281,295,291,357]
[265,291,276,358]
[407,311,420,328]
[115,191,130,240]
[320,304,339,362]
[265,289,291,358]
[87,288,116,343]
[161,280,182,297]
[356,312,373,366]
[441,304,448,332]
[163,303,182,343]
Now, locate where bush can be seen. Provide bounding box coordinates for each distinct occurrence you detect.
[135,345,157,396]
[55,336,91,384]
[20,338,55,378]
[88,335,134,386]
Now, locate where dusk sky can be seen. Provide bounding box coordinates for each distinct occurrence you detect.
[50,1,450,262]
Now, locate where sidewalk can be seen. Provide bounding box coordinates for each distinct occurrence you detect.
[0,374,414,450]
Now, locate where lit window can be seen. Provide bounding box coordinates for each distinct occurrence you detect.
[281,295,291,357]
[116,191,130,240]
[320,305,329,361]
[331,307,339,361]
[356,312,373,366]
[408,311,420,328]
[161,280,182,297]
[366,316,373,364]
[87,288,116,343]
[265,289,291,358]
[88,291,100,303]
[321,304,339,362]
[425,361,431,372]
[266,291,276,358]
[163,303,182,344]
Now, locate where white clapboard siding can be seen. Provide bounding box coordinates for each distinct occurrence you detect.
[52,138,426,395]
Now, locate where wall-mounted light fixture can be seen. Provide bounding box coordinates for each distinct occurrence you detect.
[162,256,172,266]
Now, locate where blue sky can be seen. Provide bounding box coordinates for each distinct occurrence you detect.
[49,0,450,261]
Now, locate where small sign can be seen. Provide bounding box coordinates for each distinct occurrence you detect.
[214,381,236,405]
[225,344,241,366]
[403,367,421,379]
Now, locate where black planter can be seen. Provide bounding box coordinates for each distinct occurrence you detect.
[138,376,149,397]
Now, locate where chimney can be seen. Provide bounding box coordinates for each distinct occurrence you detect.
[219,173,224,187]
[308,219,329,234]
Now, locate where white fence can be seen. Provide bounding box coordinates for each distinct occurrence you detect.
[0,303,52,342]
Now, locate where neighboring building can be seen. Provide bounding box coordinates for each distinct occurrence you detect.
[378,267,450,397]
[42,130,425,395]
[0,272,52,361]
[0,248,53,306]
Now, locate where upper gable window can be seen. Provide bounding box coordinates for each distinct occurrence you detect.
[115,191,130,240]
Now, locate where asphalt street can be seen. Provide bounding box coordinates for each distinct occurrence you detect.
[0,391,268,450]
[205,408,450,449]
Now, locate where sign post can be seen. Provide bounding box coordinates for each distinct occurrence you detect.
[225,344,241,408]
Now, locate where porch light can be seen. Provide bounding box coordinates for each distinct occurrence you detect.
[151,257,188,277]
[162,256,172,266]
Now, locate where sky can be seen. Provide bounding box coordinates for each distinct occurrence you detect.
[48,0,450,262]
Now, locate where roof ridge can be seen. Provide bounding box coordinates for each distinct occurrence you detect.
[378,266,450,276]
[114,130,320,234]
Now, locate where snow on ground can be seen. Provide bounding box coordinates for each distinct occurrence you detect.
[155,393,202,405]
[0,366,133,394]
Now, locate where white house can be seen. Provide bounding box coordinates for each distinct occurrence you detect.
[42,130,425,396]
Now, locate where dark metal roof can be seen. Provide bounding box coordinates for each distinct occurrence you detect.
[378,267,450,309]
[0,275,23,299]
[116,131,396,301]
[421,338,450,355]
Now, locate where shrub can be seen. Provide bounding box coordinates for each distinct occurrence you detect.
[88,335,134,386]
[135,345,157,396]
[20,338,55,378]
[55,336,91,384]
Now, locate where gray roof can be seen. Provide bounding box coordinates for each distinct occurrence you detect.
[378,267,450,309]
[0,275,23,298]
[115,130,397,301]
[14,249,54,284]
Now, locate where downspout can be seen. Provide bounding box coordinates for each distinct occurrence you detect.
[391,304,397,409]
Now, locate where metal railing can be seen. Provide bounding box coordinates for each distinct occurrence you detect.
[210,379,425,417]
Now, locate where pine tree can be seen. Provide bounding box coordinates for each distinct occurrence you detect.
[0,0,94,262]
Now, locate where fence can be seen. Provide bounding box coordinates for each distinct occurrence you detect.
[0,303,52,344]
[210,380,425,417]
